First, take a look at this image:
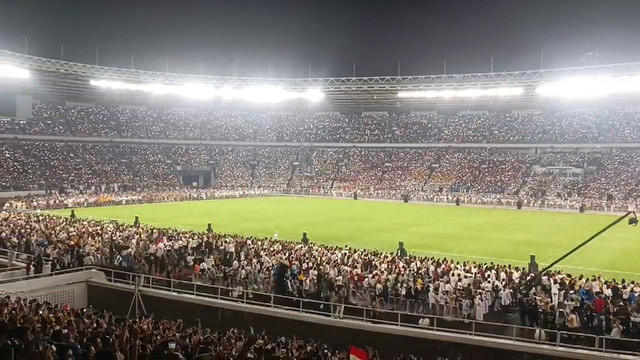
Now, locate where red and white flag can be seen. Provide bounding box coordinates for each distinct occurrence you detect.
[349,346,368,360]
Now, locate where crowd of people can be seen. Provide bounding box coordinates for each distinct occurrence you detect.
[2,141,640,212]
[2,102,640,355]
[3,104,640,144]
[0,212,638,344]
[0,295,411,360]
[4,189,271,211]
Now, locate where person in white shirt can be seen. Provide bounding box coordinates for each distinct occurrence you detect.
[461,297,471,320]
[551,279,560,307]
[500,288,512,308]
[474,294,484,321]
[437,291,447,316]
[428,288,438,312]
[611,321,623,338]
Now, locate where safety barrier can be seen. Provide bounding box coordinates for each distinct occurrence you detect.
[0,254,638,356]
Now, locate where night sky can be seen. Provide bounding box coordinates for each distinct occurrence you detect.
[1,0,640,78]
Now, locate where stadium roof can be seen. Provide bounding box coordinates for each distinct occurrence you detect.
[3,50,640,111]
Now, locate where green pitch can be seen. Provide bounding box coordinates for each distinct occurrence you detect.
[50,196,640,280]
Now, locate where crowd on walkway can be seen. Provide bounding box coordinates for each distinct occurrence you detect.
[1,212,638,342]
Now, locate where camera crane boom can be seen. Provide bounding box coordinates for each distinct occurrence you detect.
[521,211,634,293]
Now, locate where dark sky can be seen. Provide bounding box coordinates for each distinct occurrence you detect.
[1,0,640,78]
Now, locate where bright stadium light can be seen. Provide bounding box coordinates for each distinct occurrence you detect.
[0,64,30,79]
[535,75,640,99]
[397,86,523,99]
[90,79,324,103]
[301,89,325,102]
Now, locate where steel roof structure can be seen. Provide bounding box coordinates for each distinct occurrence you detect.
[2,50,640,110]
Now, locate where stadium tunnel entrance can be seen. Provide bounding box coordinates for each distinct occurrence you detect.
[176,165,213,188]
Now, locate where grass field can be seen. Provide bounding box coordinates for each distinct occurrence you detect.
[50,196,640,280]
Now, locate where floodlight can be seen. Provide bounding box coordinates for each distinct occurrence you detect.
[535,75,640,99]
[397,87,523,99]
[0,64,30,79]
[90,79,324,103]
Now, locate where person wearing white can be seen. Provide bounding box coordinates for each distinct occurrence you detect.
[534,327,547,341]
[611,321,623,338]
[428,288,438,313]
[482,290,491,315]
[501,288,512,308]
[474,294,484,321]
[551,279,559,307]
[462,297,471,320]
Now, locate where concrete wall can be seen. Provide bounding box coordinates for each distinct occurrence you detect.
[16,95,33,119]
[87,281,625,360]
[0,270,106,308]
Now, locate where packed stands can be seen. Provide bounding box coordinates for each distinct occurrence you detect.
[2,99,640,352]
[1,142,639,211]
[4,104,640,143]
[0,295,403,360]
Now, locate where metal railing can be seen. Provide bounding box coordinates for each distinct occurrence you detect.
[0,248,37,263]
[0,256,638,356]
[101,267,640,356]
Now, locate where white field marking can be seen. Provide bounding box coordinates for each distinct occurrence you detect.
[411,249,640,276]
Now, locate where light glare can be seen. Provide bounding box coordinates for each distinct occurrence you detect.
[0,64,30,79]
[535,76,640,99]
[397,87,523,99]
[90,79,324,103]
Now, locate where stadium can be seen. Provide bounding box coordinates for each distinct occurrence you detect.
[2,2,640,359]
